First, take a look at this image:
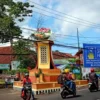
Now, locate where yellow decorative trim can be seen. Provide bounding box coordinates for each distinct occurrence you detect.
[32,82,59,85]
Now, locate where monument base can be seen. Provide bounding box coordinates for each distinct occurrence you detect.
[13,81,61,95]
[29,69,61,83]
[13,80,88,95]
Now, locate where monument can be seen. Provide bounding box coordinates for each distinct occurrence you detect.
[28,28,61,94]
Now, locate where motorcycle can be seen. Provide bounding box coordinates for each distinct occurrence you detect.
[88,81,98,92]
[60,83,76,99]
[22,84,32,100]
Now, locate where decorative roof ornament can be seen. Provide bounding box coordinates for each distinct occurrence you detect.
[32,28,52,40]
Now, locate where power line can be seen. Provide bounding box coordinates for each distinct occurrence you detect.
[2,30,98,47]
[21,27,100,39]
[28,0,100,26]
[0,54,33,55]
[34,6,100,28]
[21,28,100,44]
[32,10,100,30]
[0,33,89,50]
[55,40,78,45]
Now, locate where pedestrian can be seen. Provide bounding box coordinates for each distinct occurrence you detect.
[10,76,14,87]
[5,77,8,88]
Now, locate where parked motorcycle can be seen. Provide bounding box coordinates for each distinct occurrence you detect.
[60,83,76,99]
[88,81,98,92]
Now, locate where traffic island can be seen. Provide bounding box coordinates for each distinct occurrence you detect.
[13,80,88,95]
[14,39,88,95]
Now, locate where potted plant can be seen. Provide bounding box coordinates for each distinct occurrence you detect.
[35,73,40,83]
[38,69,42,74]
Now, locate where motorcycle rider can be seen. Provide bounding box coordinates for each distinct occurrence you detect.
[89,68,99,89]
[22,73,35,100]
[65,69,76,92]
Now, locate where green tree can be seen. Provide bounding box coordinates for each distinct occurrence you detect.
[0,0,33,43]
[13,40,37,69]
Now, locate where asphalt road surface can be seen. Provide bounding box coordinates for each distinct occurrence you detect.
[0,88,100,100]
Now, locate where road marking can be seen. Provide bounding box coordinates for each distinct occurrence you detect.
[78,88,88,91]
[0,92,19,95]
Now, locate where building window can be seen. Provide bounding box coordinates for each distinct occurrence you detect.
[40,46,47,63]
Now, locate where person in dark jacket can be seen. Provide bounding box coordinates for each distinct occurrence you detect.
[89,68,99,88]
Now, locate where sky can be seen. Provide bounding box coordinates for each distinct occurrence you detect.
[1,0,100,55]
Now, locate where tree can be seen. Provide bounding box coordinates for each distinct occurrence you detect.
[20,58,36,69]
[0,0,33,43]
[13,40,37,69]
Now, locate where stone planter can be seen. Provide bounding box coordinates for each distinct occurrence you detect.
[40,74,44,83]
[36,78,40,83]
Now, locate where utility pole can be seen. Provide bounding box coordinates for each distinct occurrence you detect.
[77,28,82,79]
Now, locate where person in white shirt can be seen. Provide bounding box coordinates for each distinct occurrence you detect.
[5,77,8,88]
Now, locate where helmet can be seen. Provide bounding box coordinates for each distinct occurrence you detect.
[25,73,29,76]
[65,69,70,73]
[90,68,95,72]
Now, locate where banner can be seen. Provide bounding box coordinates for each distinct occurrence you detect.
[83,44,100,67]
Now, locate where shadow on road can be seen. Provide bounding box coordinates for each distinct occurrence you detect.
[89,89,100,93]
[34,98,39,100]
[66,95,82,99]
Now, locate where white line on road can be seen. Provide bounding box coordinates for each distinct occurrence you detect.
[78,88,88,91]
[0,92,20,95]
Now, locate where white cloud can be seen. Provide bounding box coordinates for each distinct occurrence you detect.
[31,0,100,33]
[21,25,36,38]
[25,0,100,38]
[0,42,10,47]
[13,0,100,40]
[53,0,100,35]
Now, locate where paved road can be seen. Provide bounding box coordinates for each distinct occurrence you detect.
[0,88,100,100]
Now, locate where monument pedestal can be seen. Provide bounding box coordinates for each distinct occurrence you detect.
[29,69,61,83]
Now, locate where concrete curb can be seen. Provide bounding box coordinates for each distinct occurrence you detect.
[13,84,88,95]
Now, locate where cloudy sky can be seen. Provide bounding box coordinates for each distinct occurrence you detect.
[1,0,100,55]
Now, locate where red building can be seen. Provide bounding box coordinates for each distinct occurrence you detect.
[52,51,75,59]
[0,46,15,64]
[0,46,75,73]
[0,47,75,64]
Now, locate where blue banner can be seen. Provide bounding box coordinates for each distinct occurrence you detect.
[83,44,100,67]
